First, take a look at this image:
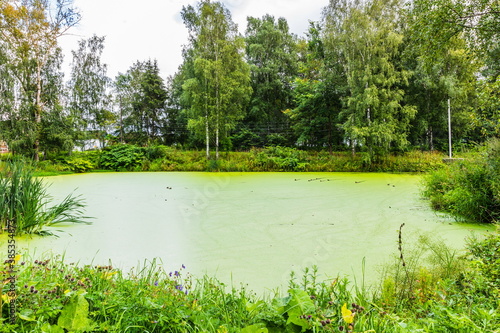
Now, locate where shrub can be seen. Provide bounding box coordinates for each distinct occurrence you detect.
[142,145,169,160]
[99,144,145,171]
[253,146,308,171]
[423,139,500,223]
[465,228,500,297]
[64,157,95,173]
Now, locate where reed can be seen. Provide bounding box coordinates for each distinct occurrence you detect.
[0,160,90,235]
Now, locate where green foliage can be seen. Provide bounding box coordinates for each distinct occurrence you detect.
[283,289,315,329]
[475,77,500,138]
[0,0,79,160]
[99,144,145,171]
[64,157,95,173]
[245,14,298,134]
[32,147,445,173]
[57,292,94,332]
[465,229,500,296]
[60,151,101,173]
[115,60,168,146]
[230,128,263,150]
[2,229,500,332]
[253,146,308,171]
[68,35,113,150]
[423,139,500,223]
[379,231,466,310]
[181,0,252,159]
[0,160,90,234]
[325,0,416,159]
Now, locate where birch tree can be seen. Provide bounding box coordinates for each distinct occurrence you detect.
[0,0,80,159]
[325,0,416,160]
[181,0,251,160]
[68,35,113,149]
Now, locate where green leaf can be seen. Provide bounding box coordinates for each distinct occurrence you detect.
[240,323,269,333]
[57,294,94,332]
[272,295,290,314]
[18,308,36,321]
[41,323,65,333]
[285,289,315,330]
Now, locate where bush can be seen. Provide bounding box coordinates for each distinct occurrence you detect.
[64,157,95,173]
[423,139,500,223]
[465,228,500,297]
[142,145,169,160]
[99,144,145,171]
[253,146,308,171]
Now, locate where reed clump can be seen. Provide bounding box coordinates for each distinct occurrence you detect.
[0,160,90,235]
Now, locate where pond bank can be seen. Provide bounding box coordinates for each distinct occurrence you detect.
[23,147,448,174]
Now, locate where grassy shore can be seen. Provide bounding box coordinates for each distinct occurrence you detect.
[0,146,449,175]
[0,229,498,332]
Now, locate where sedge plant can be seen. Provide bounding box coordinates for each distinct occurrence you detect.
[0,160,90,235]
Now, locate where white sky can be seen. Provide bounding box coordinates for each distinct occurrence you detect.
[58,0,329,80]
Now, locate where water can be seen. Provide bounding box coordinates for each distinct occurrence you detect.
[1,172,491,294]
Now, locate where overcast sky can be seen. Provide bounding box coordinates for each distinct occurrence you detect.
[58,0,329,80]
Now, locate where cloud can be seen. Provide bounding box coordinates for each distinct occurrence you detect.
[59,0,328,80]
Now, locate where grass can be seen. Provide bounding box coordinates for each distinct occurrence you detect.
[37,145,448,174]
[423,139,500,223]
[0,160,91,235]
[1,229,499,332]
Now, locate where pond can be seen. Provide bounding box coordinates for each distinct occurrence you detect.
[2,172,492,294]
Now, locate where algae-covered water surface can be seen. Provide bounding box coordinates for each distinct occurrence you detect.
[5,172,491,293]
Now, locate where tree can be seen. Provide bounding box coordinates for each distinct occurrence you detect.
[325,0,416,159]
[245,14,298,144]
[285,22,345,152]
[404,36,479,151]
[408,0,500,55]
[68,35,113,149]
[114,60,168,145]
[162,74,189,145]
[0,0,80,160]
[181,0,252,159]
[405,1,481,151]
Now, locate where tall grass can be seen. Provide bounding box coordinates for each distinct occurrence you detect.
[423,139,500,223]
[0,160,90,235]
[1,229,499,332]
[45,145,446,173]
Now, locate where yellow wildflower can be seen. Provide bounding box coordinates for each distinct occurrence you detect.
[341,303,355,324]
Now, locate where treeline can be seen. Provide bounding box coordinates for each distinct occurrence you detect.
[0,0,499,161]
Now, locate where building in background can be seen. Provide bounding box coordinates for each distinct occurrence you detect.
[0,141,9,154]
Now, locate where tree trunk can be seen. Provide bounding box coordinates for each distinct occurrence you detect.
[215,114,219,160]
[206,113,210,160]
[34,63,43,161]
[205,75,210,160]
[447,98,452,158]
